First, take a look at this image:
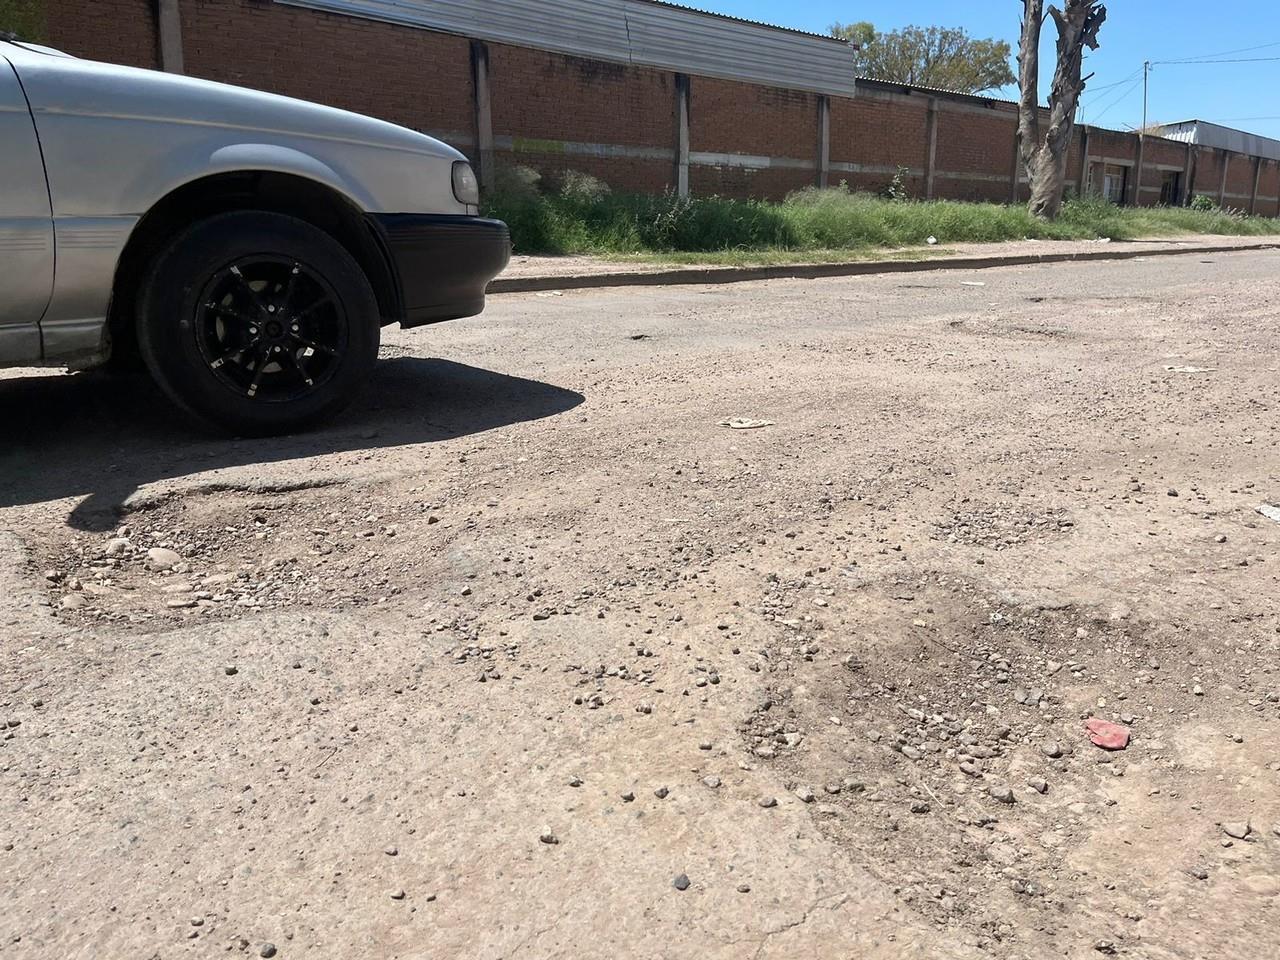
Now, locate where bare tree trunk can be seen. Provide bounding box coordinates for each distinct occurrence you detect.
[1017,1,1107,219]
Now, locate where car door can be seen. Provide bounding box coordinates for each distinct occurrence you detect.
[0,55,54,363]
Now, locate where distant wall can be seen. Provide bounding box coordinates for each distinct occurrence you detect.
[40,0,1280,214]
[47,0,159,70]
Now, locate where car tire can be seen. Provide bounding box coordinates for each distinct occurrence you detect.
[136,210,380,436]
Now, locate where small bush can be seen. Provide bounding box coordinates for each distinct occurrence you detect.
[557,171,611,203]
[882,166,912,202]
[493,164,543,198]
[1190,194,1216,212]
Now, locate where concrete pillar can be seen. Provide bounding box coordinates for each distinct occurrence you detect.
[817,95,831,189]
[1218,150,1230,205]
[1183,143,1195,206]
[1010,129,1021,204]
[1131,134,1145,207]
[157,0,184,74]
[924,98,939,200]
[1079,125,1092,197]
[674,73,690,198]
[1250,156,1262,215]
[470,41,494,191]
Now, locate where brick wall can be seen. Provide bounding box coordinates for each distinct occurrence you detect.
[487,41,675,191]
[689,77,817,159]
[1087,128,1139,164]
[177,0,474,142]
[1259,161,1280,216]
[688,76,818,198]
[37,0,1278,212]
[830,93,928,195]
[1137,137,1187,203]
[1224,153,1258,207]
[46,0,159,69]
[1193,150,1225,202]
[935,107,1017,202]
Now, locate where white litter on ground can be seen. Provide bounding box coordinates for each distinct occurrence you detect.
[1257,503,1280,524]
[718,418,775,430]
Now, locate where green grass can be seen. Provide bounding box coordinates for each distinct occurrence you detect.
[484,178,1280,259]
[615,246,955,267]
[0,0,45,41]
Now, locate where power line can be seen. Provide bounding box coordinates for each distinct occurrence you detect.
[1158,39,1280,64]
[1083,44,1280,130]
[1078,65,1144,124]
[1084,66,1145,93]
[1157,56,1280,65]
[1088,76,1144,123]
[1088,75,1143,113]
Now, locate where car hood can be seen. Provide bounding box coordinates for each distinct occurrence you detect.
[4,42,464,161]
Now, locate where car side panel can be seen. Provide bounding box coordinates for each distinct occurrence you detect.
[9,48,467,365]
[40,216,138,365]
[0,59,54,364]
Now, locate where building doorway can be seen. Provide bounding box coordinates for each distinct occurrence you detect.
[1102,164,1128,205]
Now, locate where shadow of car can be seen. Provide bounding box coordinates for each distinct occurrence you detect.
[0,357,584,530]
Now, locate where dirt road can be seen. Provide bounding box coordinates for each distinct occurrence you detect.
[2,251,1278,959]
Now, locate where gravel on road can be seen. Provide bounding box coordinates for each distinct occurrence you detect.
[1,250,1278,958]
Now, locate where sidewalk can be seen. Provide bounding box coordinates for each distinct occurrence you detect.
[491,234,1280,293]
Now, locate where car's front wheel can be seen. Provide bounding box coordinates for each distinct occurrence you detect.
[136,211,380,436]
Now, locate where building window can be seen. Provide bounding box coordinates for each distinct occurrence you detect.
[1159,170,1182,205]
[1102,164,1128,205]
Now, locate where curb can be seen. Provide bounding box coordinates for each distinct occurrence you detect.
[488,242,1280,294]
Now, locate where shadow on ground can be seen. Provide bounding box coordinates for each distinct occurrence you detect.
[0,357,584,531]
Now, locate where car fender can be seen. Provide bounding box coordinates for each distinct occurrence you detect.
[132,141,378,215]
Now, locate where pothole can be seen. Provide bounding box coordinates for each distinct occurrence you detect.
[37,485,407,628]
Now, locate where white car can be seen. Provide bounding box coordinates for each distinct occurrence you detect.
[0,37,510,434]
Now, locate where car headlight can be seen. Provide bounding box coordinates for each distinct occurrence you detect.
[452,161,480,205]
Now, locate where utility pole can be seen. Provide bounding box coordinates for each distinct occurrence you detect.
[1142,60,1150,132]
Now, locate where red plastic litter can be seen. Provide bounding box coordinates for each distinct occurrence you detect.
[1085,718,1130,750]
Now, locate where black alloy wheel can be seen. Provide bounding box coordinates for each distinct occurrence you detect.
[136,210,381,436]
[195,256,348,403]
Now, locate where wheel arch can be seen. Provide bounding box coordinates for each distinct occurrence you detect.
[107,169,402,365]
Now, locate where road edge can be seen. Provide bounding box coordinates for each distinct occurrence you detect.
[488,241,1280,294]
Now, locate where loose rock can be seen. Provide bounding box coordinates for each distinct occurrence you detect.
[1222,821,1251,840]
[989,785,1016,805]
[147,547,182,570]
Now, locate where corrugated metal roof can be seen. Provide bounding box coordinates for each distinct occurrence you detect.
[625,2,853,92]
[1154,119,1280,162]
[274,0,857,95]
[853,76,1020,109]
[634,0,847,43]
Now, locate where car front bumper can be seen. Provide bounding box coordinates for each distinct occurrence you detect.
[368,214,511,327]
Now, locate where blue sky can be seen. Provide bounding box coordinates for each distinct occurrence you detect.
[694,1,1280,139]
